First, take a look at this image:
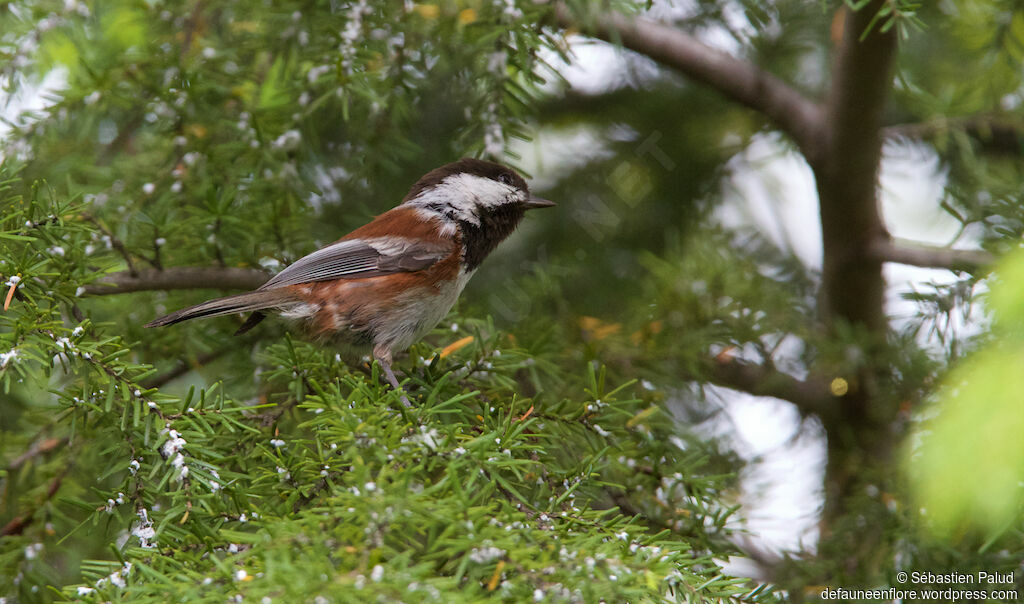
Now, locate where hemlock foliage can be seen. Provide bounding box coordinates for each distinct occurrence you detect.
[0,0,771,601]
[0,185,762,600]
[3,0,1024,602]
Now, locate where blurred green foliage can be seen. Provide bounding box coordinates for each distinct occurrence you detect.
[909,249,1024,537]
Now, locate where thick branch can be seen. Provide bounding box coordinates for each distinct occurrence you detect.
[816,4,897,333]
[810,4,905,547]
[84,267,267,296]
[869,239,995,272]
[705,358,831,418]
[553,3,824,160]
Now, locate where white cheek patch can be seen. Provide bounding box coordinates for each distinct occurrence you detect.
[446,173,519,209]
[411,184,479,225]
[407,173,523,224]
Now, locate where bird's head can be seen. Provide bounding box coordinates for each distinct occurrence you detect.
[402,158,555,228]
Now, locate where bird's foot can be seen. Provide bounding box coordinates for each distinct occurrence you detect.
[375,354,413,409]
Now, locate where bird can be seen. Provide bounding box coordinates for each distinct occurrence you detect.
[145,158,555,405]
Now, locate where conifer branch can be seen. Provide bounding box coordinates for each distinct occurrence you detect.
[7,436,68,472]
[1,467,69,536]
[83,267,268,295]
[552,2,824,159]
[868,239,995,272]
[705,358,831,417]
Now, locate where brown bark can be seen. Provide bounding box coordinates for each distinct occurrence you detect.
[553,3,823,160]
[816,3,896,335]
[84,267,268,295]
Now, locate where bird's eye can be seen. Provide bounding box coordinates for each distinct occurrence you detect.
[498,173,514,186]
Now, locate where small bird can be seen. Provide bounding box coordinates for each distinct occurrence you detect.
[146,158,554,405]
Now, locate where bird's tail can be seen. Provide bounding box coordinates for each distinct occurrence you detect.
[145,289,296,328]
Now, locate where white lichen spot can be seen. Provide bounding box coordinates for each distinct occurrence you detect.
[501,0,523,20]
[271,130,301,151]
[403,426,440,450]
[307,64,332,84]
[132,509,156,548]
[0,349,19,369]
[160,429,186,458]
[468,545,505,564]
[108,569,126,588]
[24,543,42,560]
[339,0,370,72]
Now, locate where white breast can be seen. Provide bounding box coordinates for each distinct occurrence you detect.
[373,267,477,353]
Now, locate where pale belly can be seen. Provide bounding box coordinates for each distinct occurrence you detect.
[370,268,475,352]
[281,269,476,357]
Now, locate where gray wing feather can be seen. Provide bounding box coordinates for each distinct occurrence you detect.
[259,238,450,290]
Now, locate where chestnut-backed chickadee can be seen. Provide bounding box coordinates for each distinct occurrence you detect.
[146,158,555,405]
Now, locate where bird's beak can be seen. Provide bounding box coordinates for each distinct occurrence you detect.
[524,194,556,210]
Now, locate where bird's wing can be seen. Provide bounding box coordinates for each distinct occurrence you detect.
[258,237,453,290]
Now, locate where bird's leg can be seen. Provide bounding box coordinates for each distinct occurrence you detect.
[373,347,412,408]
